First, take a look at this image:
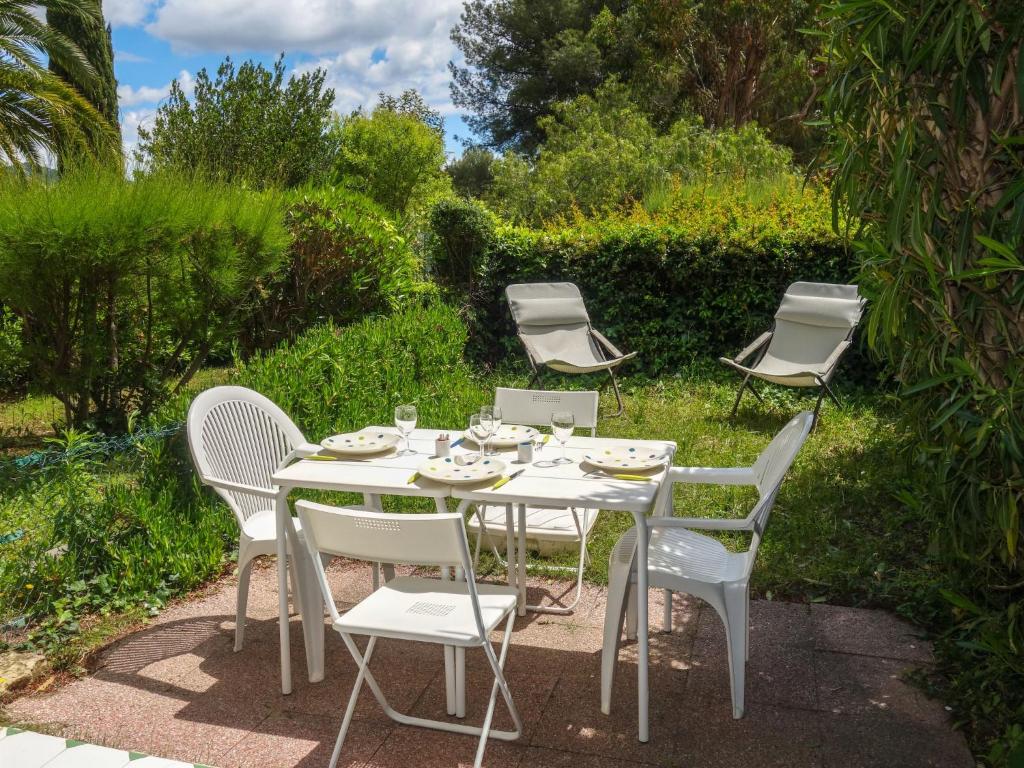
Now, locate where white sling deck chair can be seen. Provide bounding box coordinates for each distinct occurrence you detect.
[506,282,636,416]
[720,282,865,424]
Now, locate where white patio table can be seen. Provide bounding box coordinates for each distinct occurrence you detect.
[271,426,676,743]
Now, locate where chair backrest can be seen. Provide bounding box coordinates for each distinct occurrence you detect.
[766,282,865,369]
[187,386,305,526]
[749,411,815,537]
[494,387,599,437]
[506,283,604,367]
[296,501,484,630]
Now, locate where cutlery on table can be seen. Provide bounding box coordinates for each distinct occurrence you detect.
[407,471,420,484]
[451,436,466,449]
[491,468,526,489]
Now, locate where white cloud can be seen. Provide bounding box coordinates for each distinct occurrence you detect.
[115,50,151,63]
[117,70,193,108]
[104,0,156,26]
[145,0,463,117]
[120,107,157,163]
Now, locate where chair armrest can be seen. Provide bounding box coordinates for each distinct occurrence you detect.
[666,466,758,486]
[814,339,853,381]
[649,515,756,532]
[732,331,773,363]
[204,477,280,499]
[590,328,626,360]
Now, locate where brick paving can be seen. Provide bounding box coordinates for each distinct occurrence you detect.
[7,560,973,768]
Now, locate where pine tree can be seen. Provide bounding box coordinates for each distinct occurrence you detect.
[47,0,120,138]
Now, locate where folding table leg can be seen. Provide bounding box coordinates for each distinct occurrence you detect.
[517,503,527,616]
[632,510,650,742]
[504,503,516,593]
[285,511,325,683]
[275,495,292,695]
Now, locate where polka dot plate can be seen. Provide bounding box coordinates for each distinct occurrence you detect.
[418,456,507,485]
[321,432,400,455]
[463,424,540,448]
[582,446,667,472]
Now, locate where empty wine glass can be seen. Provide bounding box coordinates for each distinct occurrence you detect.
[394,404,417,456]
[478,406,497,456]
[480,405,502,455]
[467,413,484,462]
[550,410,575,465]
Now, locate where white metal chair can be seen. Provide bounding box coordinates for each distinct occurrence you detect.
[506,283,636,416]
[296,500,522,768]
[720,282,865,424]
[187,386,363,652]
[466,387,599,614]
[600,412,814,720]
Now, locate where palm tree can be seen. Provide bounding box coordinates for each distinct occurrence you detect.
[0,0,119,171]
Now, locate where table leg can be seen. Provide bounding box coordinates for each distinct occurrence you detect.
[275,494,291,695]
[633,510,650,742]
[284,509,325,683]
[439,497,467,717]
[517,503,527,617]
[504,503,516,593]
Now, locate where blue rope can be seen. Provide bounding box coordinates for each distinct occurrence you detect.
[7,422,183,471]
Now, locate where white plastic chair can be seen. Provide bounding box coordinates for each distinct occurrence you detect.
[506,283,636,416]
[187,386,357,652]
[600,412,814,720]
[720,282,865,424]
[466,387,599,614]
[296,500,522,768]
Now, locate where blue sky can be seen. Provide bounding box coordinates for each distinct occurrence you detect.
[104,0,473,158]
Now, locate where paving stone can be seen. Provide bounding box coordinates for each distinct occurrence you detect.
[810,604,933,662]
[519,746,654,767]
[688,638,818,712]
[695,599,815,649]
[817,711,973,768]
[219,711,388,768]
[371,727,525,768]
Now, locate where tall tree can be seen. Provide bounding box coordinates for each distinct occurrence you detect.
[0,0,119,170]
[450,0,821,156]
[135,55,336,189]
[47,0,119,135]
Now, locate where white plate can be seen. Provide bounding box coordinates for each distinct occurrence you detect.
[321,432,400,455]
[582,446,667,472]
[418,456,506,485]
[463,424,540,448]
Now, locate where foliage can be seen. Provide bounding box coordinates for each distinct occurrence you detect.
[447,146,496,198]
[0,0,119,170]
[243,186,427,351]
[428,185,861,374]
[821,0,1023,762]
[46,0,119,138]
[425,196,495,297]
[450,0,821,156]
[486,82,796,225]
[0,166,289,431]
[0,306,28,396]
[231,302,487,439]
[134,55,336,189]
[329,97,451,217]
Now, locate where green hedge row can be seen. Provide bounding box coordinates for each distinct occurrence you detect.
[430,194,867,379]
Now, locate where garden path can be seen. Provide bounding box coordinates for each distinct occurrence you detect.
[7,560,972,768]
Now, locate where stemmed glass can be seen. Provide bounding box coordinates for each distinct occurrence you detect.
[480,405,502,455]
[394,404,417,456]
[550,410,575,465]
[467,414,485,462]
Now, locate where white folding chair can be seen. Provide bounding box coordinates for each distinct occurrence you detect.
[466,387,599,614]
[187,386,367,651]
[506,283,636,416]
[600,412,814,720]
[296,501,522,768]
[720,282,865,425]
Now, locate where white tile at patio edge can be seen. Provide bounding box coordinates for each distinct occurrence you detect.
[0,730,67,768]
[42,743,132,768]
[0,726,7,740]
[129,757,197,768]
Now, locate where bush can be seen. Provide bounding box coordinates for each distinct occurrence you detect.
[243,187,427,351]
[425,197,495,296]
[0,306,29,396]
[0,166,289,431]
[233,302,488,439]
[431,187,864,375]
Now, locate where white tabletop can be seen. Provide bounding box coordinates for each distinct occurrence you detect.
[271,426,676,512]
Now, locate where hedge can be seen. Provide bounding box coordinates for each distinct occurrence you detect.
[435,192,865,377]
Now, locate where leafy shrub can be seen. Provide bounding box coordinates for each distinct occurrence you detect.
[425,197,495,296]
[0,166,289,431]
[232,302,488,439]
[243,187,427,351]
[431,187,865,376]
[0,306,29,396]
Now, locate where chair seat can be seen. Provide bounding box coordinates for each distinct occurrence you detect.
[241,508,293,541]
[467,504,598,542]
[334,576,518,647]
[613,526,751,585]
[719,356,821,388]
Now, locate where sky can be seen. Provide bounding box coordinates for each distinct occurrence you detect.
[104,0,475,160]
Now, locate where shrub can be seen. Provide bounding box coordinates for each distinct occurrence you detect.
[243,187,427,351]
[0,166,289,431]
[425,197,496,296]
[232,302,488,439]
[431,187,864,375]
[0,306,29,396]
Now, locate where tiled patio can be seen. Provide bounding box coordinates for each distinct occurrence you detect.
[6,560,972,768]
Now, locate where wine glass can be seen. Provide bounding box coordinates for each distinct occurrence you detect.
[467,413,484,462]
[394,404,417,456]
[478,406,497,456]
[480,405,502,455]
[550,410,575,465]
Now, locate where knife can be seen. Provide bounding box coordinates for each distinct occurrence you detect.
[611,473,654,481]
[407,471,420,484]
[451,437,466,449]
[303,454,338,461]
[491,468,526,489]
